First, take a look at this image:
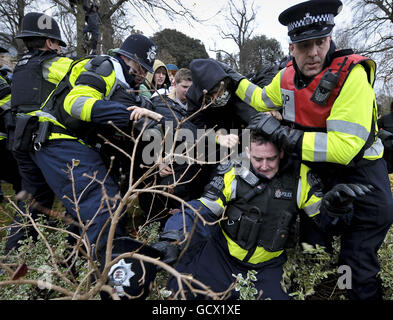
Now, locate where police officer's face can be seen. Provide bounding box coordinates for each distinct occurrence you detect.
[289,36,331,77]
[121,56,147,85]
[246,141,283,179]
[47,39,62,54]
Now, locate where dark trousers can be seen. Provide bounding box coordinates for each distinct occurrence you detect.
[302,158,393,300]
[168,227,289,300]
[12,140,126,254]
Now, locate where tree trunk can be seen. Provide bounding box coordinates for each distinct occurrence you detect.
[100,0,115,54]
[75,1,86,58]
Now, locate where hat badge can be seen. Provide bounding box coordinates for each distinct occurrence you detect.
[304,12,312,25]
[146,45,157,63]
[108,258,135,296]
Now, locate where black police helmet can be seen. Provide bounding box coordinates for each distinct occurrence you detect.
[16,12,67,47]
[116,34,157,73]
[279,0,343,43]
[97,237,163,300]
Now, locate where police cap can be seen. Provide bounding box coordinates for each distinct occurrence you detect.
[16,12,67,47]
[279,0,343,43]
[116,34,157,73]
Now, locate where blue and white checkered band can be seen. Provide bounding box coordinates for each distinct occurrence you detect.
[288,13,335,32]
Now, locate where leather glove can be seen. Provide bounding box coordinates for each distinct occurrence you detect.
[247,112,303,155]
[217,61,246,88]
[321,183,374,218]
[151,230,183,265]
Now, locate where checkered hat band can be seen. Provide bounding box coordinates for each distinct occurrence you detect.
[288,13,334,32]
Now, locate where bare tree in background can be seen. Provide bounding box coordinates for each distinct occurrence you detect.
[0,0,36,55]
[343,0,393,96]
[0,0,204,58]
[216,0,257,73]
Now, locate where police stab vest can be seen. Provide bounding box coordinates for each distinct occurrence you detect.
[221,159,300,252]
[43,55,130,146]
[280,52,375,130]
[11,49,59,114]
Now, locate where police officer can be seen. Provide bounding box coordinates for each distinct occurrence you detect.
[17,33,163,253]
[221,0,393,300]
[153,130,372,299]
[8,12,75,253]
[0,45,23,225]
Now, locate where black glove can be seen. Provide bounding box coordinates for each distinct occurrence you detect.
[217,61,245,88]
[151,230,183,265]
[247,112,303,155]
[321,183,374,218]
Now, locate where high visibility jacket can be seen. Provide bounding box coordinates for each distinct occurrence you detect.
[0,75,11,141]
[235,52,383,166]
[41,55,136,144]
[198,158,322,264]
[10,50,75,140]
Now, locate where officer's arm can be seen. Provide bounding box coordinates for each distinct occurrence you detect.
[296,164,323,220]
[164,167,236,236]
[63,59,132,128]
[234,72,284,113]
[296,163,373,233]
[301,64,377,165]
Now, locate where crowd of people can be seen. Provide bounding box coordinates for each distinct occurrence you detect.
[0,0,392,301]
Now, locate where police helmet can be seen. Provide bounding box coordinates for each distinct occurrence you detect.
[116,34,157,73]
[97,237,163,300]
[16,12,67,47]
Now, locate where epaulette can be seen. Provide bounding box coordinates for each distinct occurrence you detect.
[84,55,113,77]
[234,165,259,187]
[216,160,234,174]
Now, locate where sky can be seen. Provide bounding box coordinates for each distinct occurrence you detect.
[130,0,352,58]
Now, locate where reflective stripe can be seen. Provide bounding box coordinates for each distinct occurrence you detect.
[0,132,7,139]
[199,197,224,216]
[71,96,90,119]
[296,179,302,207]
[314,132,328,161]
[364,138,384,157]
[262,87,278,109]
[222,228,283,264]
[327,119,369,141]
[31,110,60,123]
[230,178,237,201]
[281,88,295,122]
[280,68,286,81]
[244,82,258,105]
[0,100,11,111]
[304,199,321,217]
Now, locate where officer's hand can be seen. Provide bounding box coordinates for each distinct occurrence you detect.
[217,61,245,88]
[322,183,374,217]
[151,241,180,265]
[247,112,281,135]
[128,106,163,122]
[216,133,239,148]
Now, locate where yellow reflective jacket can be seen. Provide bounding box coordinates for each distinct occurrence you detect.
[235,54,382,166]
